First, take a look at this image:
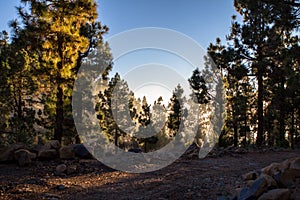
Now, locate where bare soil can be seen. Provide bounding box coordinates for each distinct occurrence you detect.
[0,149,299,200]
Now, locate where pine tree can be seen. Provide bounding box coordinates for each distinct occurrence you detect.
[223,0,300,146]
[0,24,40,144]
[167,84,185,137]
[97,73,135,148]
[15,0,107,143]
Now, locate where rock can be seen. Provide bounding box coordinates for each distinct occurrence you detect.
[261,163,281,176]
[242,171,258,181]
[289,157,300,170]
[260,174,278,189]
[56,164,67,174]
[239,175,276,199]
[49,140,61,150]
[42,140,60,151]
[246,180,255,187]
[38,149,58,159]
[30,144,45,154]
[276,169,299,188]
[258,189,290,200]
[14,149,36,167]
[59,145,75,160]
[56,184,66,190]
[0,143,26,162]
[73,144,93,159]
[238,187,253,200]
[278,158,292,172]
[66,165,77,175]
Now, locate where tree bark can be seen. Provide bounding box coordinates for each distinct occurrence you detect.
[54,81,63,144]
[256,71,264,146]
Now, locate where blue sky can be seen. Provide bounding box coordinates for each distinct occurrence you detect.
[1,0,237,48]
[97,0,237,48]
[0,0,238,104]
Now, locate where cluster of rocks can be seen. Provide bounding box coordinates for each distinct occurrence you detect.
[0,141,93,167]
[220,157,300,200]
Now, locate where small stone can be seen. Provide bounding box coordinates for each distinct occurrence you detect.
[258,189,290,200]
[56,184,65,190]
[56,164,67,174]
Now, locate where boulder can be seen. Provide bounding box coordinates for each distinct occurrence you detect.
[289,157,300,170]
[261,163,281,176]
[14,149,36,167]
[38,149,58,159]
[276,169,299,188]
[73,144,93,159]
[239,175,277,199]
[262,174,278,188]
[59,145,75,160]
[0,143,26,162]
[258,189,290,200]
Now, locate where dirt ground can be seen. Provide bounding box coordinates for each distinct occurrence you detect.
[0,149,299,200]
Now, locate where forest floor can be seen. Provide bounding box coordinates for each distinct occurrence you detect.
[0,149,299,200]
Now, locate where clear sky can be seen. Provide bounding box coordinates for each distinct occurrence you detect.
[97,0,237,48]
[0,0,238,104]
[1,0,237,48]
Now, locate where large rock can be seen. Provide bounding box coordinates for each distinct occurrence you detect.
[272,157,300,188]
[59,145,75,160]
[73,144,93,159]
[38,149,58,159]
[289,157,300,170]
[239,175,277,200]
[14,149,36,167]
[261,163,281,176]
[258,189,290,200]
[0,143,27,162]
[261,158,297,177]
[275,169,299,188]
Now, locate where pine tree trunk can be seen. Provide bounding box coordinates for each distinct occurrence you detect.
[279,79,285,144]
[54,81,64,144]
[256,71,264,146]
[234,122,238,147]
